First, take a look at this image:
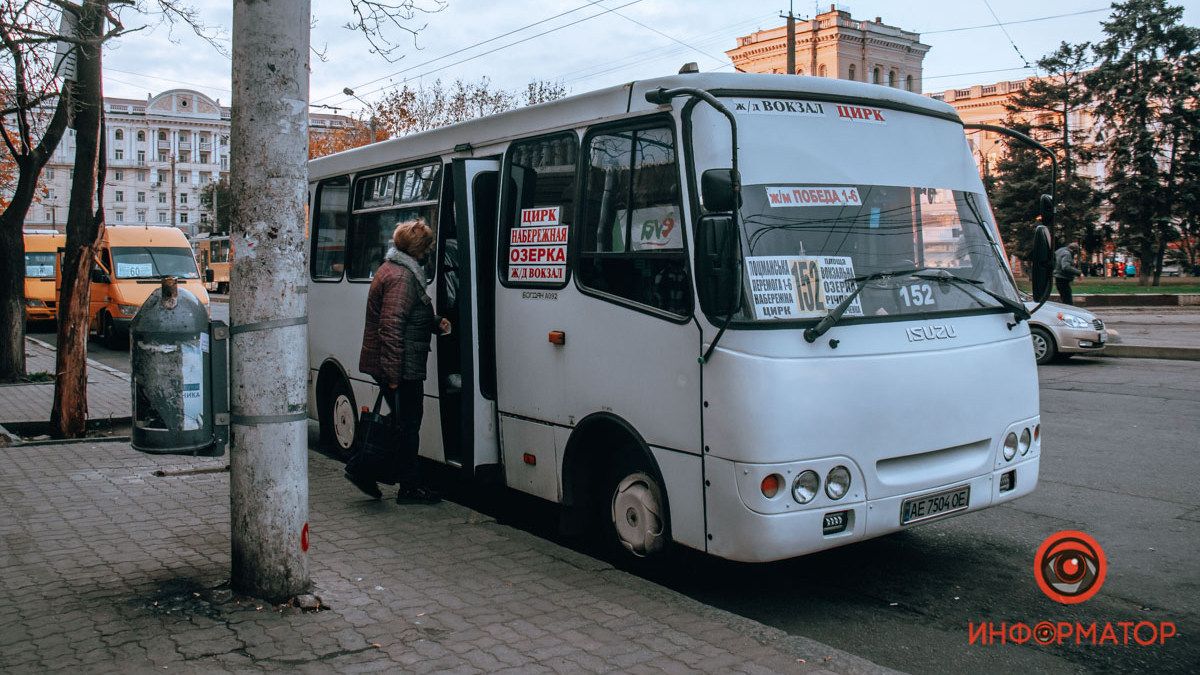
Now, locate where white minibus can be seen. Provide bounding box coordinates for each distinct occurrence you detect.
[307,71,1052,563]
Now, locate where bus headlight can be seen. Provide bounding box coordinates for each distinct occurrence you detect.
[25,299,46,307]
[825,466,851,500]
[1018,428,1031,455]
[118,304,139,317]
[1003,432,1018,461]
[792,470,819,504]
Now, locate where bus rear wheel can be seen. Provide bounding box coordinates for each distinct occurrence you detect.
[319,377,357,459]
[606,467,667,560]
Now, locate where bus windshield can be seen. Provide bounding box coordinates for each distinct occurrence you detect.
[25,252,55,278]
[111,246,200,279]
[689,96,1018,323]
[740,183,1017,322]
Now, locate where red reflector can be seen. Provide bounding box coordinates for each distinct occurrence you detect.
[523,453,536,465]
[360,406,369,413]
[548,330,566,345]
[761,474,781,498]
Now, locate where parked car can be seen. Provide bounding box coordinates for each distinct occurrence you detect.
[1024,297,1107,365]
[1161,263,1182,277]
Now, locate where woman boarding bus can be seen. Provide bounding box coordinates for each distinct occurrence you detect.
[307,71,1051,563]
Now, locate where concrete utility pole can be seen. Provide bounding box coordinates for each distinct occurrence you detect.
[229,0,312,601]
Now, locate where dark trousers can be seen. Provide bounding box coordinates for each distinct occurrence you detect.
[385,380,424,488]
[1055,277,1074,306]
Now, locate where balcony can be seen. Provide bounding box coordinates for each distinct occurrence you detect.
[157,140,172,149]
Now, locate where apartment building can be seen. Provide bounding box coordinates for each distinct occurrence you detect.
[30,88,350,237]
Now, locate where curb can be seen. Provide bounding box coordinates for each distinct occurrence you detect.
[1076,293,1200,307]
[25,336,132,382]
[1101,344,1200,361]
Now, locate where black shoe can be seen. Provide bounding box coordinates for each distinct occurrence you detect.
[345,471,382,500]
[395,485,441,505]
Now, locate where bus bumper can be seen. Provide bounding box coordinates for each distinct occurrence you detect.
[704,455,1040,563]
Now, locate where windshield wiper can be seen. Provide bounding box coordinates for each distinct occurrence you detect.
[803,266,933,343]
[912,269,1031,324]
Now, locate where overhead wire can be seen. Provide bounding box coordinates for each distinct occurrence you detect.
[980,0,1033,69]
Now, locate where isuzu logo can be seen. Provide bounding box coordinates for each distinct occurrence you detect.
[906,324,959,342]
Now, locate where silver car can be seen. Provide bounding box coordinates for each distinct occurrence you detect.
[1024,298,1107,365]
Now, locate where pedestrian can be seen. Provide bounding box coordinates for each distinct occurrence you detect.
[346,218,451,504]
[1053,242,1081,306]
[1125,261,1137,278]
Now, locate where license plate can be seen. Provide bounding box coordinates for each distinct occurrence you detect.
[901,485,970,525]
[1098,332,1107,343]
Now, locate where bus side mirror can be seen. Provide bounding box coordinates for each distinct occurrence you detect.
[205,268,215,283]
[91,268,110,284]
[1039,194,1055,229]
[701,168,738,213]
[1029,224,1054,302]
[696,214,741,315]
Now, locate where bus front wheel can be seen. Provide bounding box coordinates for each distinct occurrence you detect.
[100,313,125,350]
[606,467,668,560]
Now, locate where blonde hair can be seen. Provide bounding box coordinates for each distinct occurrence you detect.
[392,218,434,258]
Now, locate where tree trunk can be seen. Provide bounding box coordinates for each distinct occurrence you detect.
[229,0,312,602]
[50,0,106,439]
[0,173,36,381]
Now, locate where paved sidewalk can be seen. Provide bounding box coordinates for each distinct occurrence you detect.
[0,441,889,674]
[0,338,130,427]
[1089,307,1200,361]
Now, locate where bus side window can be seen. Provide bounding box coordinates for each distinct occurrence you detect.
[577,123,690,317]
[346,164,441,282]
[311,176,350,280]
[499,132,577,287]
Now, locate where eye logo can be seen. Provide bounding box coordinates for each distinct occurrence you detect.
[1034,530,1107,604]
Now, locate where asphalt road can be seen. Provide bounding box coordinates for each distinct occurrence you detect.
[26,301,228,373]
[28,315,1198,673]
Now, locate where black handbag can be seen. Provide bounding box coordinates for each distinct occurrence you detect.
[346,391,399,485]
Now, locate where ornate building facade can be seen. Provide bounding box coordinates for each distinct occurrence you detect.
[27,88,349,237]
[725,5,930,92]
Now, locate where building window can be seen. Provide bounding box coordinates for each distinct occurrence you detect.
[889,70,897,87]
[158,152,168,162]
[115,211,124,223]
[115,190,124,202]
[873,67,881,84]
[848,64,856,80]
[114,170,123,181]
[114,148,124,160]
[179,173,188,184]
[44,209,53,221]
[221,157,228,170]
[137,130,145,142]
[137,150,145,163]
[818,64,827,77]
[577,123,689,316]
[180,213,189,224]
[200,153,209,164]
[137,211,146,223]
[158,212,167,223]
[499,132,577,287]
[158,193,167,204]
[180,193,188,205]
[906,75,914,91]
[46,168,55,179]
[138,171,146,182]
[114,129,124,141]
[137,192,146,202]
[158,130,166,141]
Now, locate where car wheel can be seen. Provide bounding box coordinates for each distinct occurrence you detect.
[217,282,229,294]
[601,459,669,564]
[1030,326,1057,366]
[319,376,357,459]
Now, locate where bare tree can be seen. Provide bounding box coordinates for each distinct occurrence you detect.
[374,77,567,137]
[0,0,75,382]
[343,0,446,62]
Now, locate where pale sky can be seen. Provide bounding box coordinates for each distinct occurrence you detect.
[101,0,1200,116]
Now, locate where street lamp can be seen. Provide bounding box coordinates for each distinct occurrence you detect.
[342,87,378,144]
